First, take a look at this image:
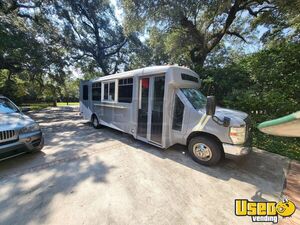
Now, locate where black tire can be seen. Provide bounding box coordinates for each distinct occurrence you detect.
[188,136,222,166]
[91,115,101,129]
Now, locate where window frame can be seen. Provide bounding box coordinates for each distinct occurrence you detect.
[181,73,199,83]
[118,77,133,103]
[181,88,207,110]
[172,94,185,131]
[83,85,89,100]
[92,82,101,101]
[102,80,117,102]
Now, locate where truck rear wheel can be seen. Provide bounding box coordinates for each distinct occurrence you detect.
[188,136,222,166]
[92,115,101,129]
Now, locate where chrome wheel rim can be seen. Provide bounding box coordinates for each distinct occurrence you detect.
[193,143,212,161]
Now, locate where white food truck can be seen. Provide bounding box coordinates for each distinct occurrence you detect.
[80,65,251,166]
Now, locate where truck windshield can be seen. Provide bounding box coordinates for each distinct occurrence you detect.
[181,88,207,110]
[0,98,20,114]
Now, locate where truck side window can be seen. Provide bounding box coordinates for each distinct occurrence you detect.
[92,82,101,101]
[104,83,108,100]
[103,81,115,101]
[83,85,88,100]
[118,78,133,103]
[109,82,115,101]
[172,95,184,131]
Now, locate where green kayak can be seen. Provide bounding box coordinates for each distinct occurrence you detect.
[258,111,300,137]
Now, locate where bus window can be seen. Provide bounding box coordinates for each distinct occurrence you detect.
[92,82,101,101]
[172,95,184,131]
[109,82,115,101]
[118,78,133,103]
[103,81,115,101]
[83,85,88,100]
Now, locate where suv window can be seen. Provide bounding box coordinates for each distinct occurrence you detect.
[0,98,19,114]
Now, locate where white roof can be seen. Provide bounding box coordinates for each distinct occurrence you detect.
[92,65,197,82]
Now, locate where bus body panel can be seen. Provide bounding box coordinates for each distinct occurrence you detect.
[79,65,251,158]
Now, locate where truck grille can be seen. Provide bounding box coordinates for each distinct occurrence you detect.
[0,130,18,143]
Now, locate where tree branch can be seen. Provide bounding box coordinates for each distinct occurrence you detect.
[226,31,247,42]
[104,38,128,58]
[3,0,39,14]
[17,13,35,20]
[246,5,277,17]
[207,0,241,52]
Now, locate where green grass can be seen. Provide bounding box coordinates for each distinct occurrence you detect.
[21,103,52,111]
[21,102,79,111]
[57,102,79,106]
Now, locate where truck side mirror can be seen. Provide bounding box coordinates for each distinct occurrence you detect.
[206,96,216,116]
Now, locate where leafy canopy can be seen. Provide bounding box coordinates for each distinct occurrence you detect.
[121,0,289,67]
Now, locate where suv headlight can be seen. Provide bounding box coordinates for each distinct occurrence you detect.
[229,126,246,144]
[19,123,40,134]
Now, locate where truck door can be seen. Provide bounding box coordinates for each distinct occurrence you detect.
[137,78,149,139]
[150,76,165,144]
[137,75,165,145]
[79,80,92,120]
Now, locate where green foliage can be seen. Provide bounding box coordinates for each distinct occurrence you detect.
[198,42,300,160]
[121,0,276,66]
[235,43,298,119]
[47,0,137,75]
[199,42,300,117]
[253,132,300,161]
[253,0,300,43]
[0,70,27,103]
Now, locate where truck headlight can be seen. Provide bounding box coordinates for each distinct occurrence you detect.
[229,126,246,144]
[20,123,40,134]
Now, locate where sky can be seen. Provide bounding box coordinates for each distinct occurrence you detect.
[110,0,124,23]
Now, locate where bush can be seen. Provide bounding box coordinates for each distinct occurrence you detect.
[198,42,300,160]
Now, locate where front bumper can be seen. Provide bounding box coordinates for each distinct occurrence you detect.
[0,130,44,159]
[223,143,252,157]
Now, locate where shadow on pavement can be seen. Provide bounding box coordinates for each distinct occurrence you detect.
[0,107,289,225]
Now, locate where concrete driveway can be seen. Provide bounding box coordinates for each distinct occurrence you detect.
[0,107,292,225]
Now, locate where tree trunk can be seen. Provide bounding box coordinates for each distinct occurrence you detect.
[53,99,57,107]
[190,47,207,68]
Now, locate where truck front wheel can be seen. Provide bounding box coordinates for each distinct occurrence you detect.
[188,136,222,166]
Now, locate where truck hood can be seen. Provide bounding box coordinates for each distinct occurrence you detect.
[0,113,35,131]
[214,107,248,127]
